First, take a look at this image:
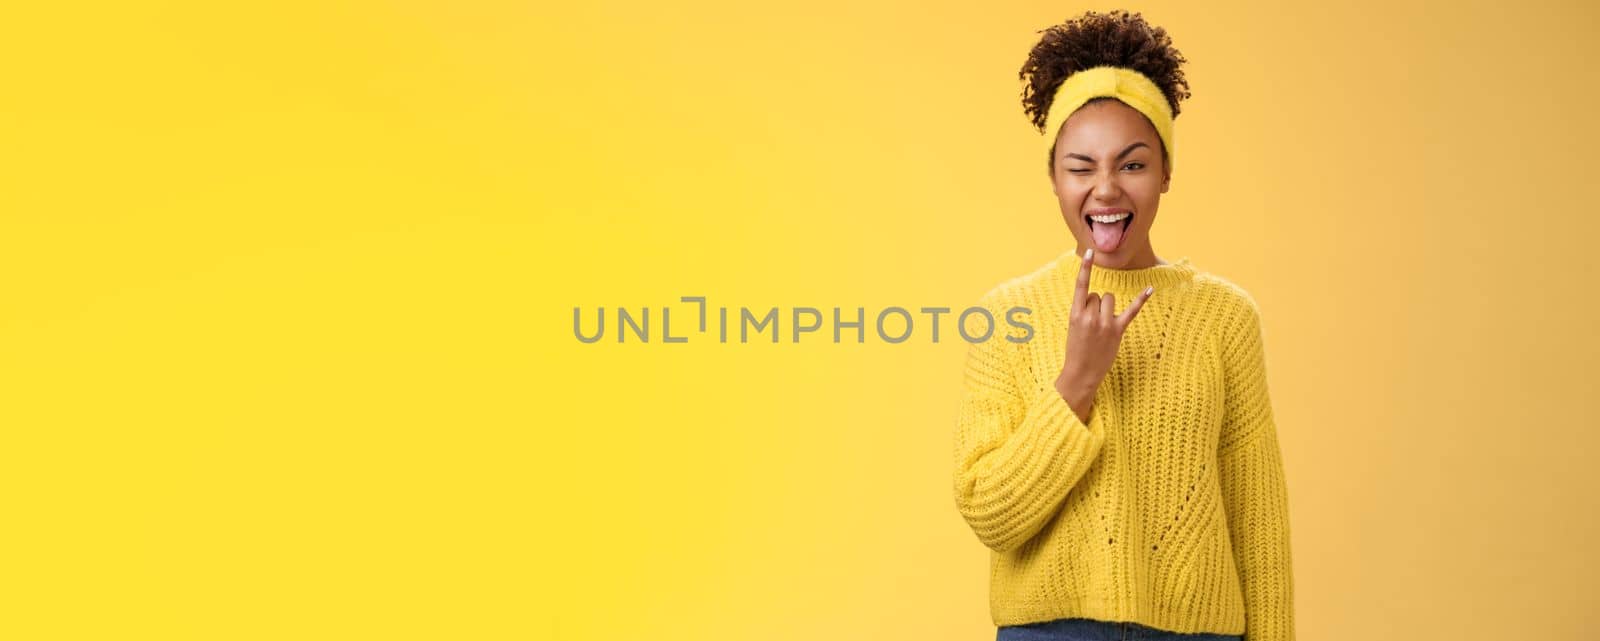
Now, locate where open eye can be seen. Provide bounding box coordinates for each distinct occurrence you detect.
[1124,162,1145,171]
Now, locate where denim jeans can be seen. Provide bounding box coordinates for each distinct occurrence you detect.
[996,617,1243,641]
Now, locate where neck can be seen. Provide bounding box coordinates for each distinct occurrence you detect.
[1059,247,1194,292]
[1074,243,1164,269]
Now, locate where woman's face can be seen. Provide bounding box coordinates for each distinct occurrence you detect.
[1049,98,1170,268]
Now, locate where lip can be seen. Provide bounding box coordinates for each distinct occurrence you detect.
[1083,208,1135,229]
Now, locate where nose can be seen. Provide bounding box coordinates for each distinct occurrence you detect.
[1092,170,1122,201]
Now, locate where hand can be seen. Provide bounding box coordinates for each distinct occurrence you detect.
[1054,248,1155,423]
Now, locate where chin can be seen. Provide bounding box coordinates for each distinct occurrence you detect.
[1086,241,1138,262]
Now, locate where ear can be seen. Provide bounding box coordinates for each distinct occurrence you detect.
[1160,166,1171,194]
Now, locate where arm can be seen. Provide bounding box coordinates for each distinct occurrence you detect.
[952,294,1106,553]
[1217,297,1296,641]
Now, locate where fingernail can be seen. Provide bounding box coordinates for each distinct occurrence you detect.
[1085,248,1094,260]
[1145,286,1154,296]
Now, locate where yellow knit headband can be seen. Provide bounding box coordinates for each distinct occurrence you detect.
[1044,65,1175,171]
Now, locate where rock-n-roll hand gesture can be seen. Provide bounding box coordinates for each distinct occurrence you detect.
[1053,248,1155,424]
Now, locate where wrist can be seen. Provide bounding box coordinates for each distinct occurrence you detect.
[1054,370,1096,422]
[1054,369,1091,398]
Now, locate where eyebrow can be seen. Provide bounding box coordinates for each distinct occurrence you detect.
[1063,142,1150,163]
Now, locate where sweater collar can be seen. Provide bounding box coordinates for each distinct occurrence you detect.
[1054,248,1198,293]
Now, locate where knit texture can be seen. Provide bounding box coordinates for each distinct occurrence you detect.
[951,249,1294,640]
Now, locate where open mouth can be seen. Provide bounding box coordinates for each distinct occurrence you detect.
[1084,212,1134,253]
[1084,212,1134,231]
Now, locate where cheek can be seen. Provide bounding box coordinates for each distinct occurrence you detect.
[1055,182,1091,204]
[1132,178,1164,208]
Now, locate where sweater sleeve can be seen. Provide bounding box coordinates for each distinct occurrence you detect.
[1216,296,1296,641]
[952,292,1106,553]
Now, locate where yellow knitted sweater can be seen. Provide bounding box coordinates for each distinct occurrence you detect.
[951,249,1294,640]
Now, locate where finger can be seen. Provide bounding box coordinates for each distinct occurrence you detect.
[1073,248,1094,313]
[1099,291,1116,326]
[1083,292,1099,320]
[1117,285,1155,327]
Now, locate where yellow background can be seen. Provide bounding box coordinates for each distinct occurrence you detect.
[3,1,1596,639]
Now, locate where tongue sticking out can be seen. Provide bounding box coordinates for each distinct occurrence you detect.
[1090,218,1128,253]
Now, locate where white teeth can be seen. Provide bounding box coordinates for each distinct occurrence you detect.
[1089,212,1131,223]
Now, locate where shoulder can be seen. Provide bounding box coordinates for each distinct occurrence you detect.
[962,256,1066,344]
[1189,270,1262,319]
[1188,269,1268,355]
[973,254,1068,311]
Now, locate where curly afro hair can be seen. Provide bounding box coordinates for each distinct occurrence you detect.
[1019,10,1191,174]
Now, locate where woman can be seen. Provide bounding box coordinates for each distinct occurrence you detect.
[951,11,1295,641]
